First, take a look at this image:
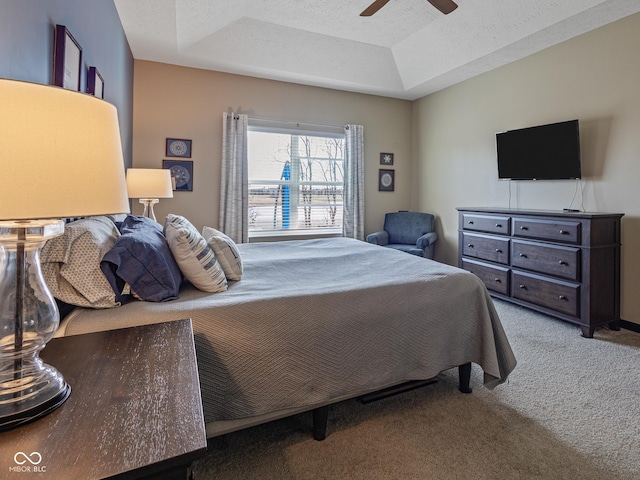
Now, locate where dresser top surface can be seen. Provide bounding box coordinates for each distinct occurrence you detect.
[456,207,624,219]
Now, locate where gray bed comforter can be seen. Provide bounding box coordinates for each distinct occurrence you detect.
[59,237,516,426]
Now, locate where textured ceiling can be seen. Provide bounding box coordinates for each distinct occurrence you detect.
[114,0,640,100]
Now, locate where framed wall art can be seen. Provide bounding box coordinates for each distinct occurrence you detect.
[166,138,192,158]
[87,67,104,98]
[378,169,395,192]
[163,159,193,191]
[380,152,394,165]
[53,25,82,91]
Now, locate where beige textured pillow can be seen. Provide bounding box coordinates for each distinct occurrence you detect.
[41,216,120,308]
[202,226,243,281]
[163,214,227,293]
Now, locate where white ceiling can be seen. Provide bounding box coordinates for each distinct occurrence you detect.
[114,0,640,100]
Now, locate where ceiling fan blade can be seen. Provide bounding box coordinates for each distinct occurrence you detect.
[427,0,458,14]
[360,0,391,16]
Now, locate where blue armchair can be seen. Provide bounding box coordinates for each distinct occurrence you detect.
[366,211,438,259]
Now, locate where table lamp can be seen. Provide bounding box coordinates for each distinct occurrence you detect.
[0,79,130,430]
[126,168,174,222]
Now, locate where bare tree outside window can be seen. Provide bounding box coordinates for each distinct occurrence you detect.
[248,130,344,235]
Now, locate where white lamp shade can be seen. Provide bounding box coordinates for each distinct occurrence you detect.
[126,168,174,199]
[0,79,130,220]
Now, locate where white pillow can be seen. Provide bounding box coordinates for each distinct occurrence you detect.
[202,226,243,281]
[163,214,227,293]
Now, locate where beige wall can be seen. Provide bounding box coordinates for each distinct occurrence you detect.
[413,13,640,325]
[132,61,413,236]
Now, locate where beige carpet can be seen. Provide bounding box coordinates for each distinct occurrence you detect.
[192,299,640,479]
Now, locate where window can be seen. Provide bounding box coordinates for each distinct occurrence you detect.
[247,125,344,237]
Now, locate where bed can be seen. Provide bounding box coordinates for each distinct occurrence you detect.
[49,222,516,440]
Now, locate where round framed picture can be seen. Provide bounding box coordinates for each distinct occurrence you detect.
[378,169,394,191]
[166,138,192,158]
[163,160,193,191]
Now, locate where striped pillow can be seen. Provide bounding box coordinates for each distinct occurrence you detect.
[163,214,227,293]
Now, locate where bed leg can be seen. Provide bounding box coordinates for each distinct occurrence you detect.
[312,406,329,441]
[458,362,472,393]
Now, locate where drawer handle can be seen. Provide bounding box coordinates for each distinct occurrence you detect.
[468,221,474,225]
[560,230,568,234]
[519,284,526,289]
[520,226,528,230]
[519,253,527,258]
[467,244,474,248]
[494,278,501,283]
[558,260,567,266]
[495,224,502,228]
[559,295,568,301]
[495,248,502,253]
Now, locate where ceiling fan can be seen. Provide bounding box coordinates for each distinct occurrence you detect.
[360,0,458,16]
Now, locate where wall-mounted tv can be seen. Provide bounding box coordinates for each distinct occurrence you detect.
[496,119,582,180]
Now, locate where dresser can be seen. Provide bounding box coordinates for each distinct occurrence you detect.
[457,207,623,337]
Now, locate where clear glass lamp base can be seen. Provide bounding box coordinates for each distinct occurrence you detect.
[0,220,71,431]
[139,198,159,222]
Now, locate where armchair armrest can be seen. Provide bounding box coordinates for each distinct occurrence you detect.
[416,232,438,250]
[366,231,389,246]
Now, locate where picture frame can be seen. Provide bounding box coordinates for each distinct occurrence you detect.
[166,138,192,158]
[53,25,82,91]
[378,169,395,192]
[87,67,104,98]
[380,152,394,165]
[163,159,193,191]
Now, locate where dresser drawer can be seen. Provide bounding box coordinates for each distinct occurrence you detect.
[511,240,580,281]
[462,214,511,235]
[513,217,581,244]
[512,271,580,317]
[462,259,509,295]
[461,233,509,265]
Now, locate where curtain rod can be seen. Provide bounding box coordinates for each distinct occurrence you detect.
[248,116,345,130]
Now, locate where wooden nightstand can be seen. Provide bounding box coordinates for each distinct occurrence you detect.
[0,319,206,479]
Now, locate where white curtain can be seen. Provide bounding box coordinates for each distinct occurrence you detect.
[343,124,365,240]
[220,113,249,243]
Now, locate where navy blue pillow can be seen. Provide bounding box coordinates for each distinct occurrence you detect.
[101,215,182,302]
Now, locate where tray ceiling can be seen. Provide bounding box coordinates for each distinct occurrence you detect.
[114,0,640,100]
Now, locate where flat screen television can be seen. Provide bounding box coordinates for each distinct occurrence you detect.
[496,119,582,180]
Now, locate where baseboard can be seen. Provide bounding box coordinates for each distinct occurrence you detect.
[620,320,640,334]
